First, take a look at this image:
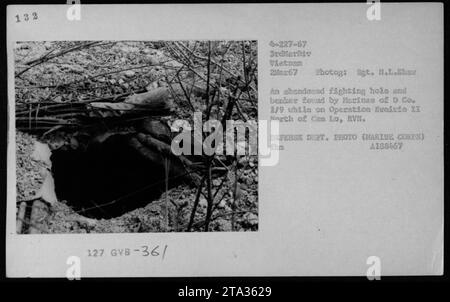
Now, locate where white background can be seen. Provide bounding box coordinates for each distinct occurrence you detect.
[6,3,443,277]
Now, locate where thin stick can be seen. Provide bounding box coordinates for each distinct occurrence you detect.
[231,160,238,231]
[203,162,214,232]
[187,175,206,231]
[205,41,212,120]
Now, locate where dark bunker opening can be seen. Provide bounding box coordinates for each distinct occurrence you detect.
[50,133,184,219]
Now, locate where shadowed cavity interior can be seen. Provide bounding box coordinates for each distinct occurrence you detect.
[50,134,180,219]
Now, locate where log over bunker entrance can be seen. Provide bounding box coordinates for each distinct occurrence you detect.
[19,87,202,219]
[50,132,189,219]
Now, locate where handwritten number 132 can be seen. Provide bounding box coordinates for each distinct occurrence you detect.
[15,13,38,23]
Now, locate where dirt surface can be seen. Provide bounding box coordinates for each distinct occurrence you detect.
[16,131,258,233]
[15,41,258,233]
[16,131,48,201]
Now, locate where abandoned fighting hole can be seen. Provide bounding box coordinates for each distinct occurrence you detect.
[51,133,184,219]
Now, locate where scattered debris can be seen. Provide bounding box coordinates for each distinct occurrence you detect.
[14,41,258,233]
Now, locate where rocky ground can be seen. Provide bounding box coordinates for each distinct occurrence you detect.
[16,130,258,234]
[14,41,258,233]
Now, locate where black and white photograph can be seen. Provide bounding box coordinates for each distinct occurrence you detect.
[14,40,258,234]
[3,3,444,282]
